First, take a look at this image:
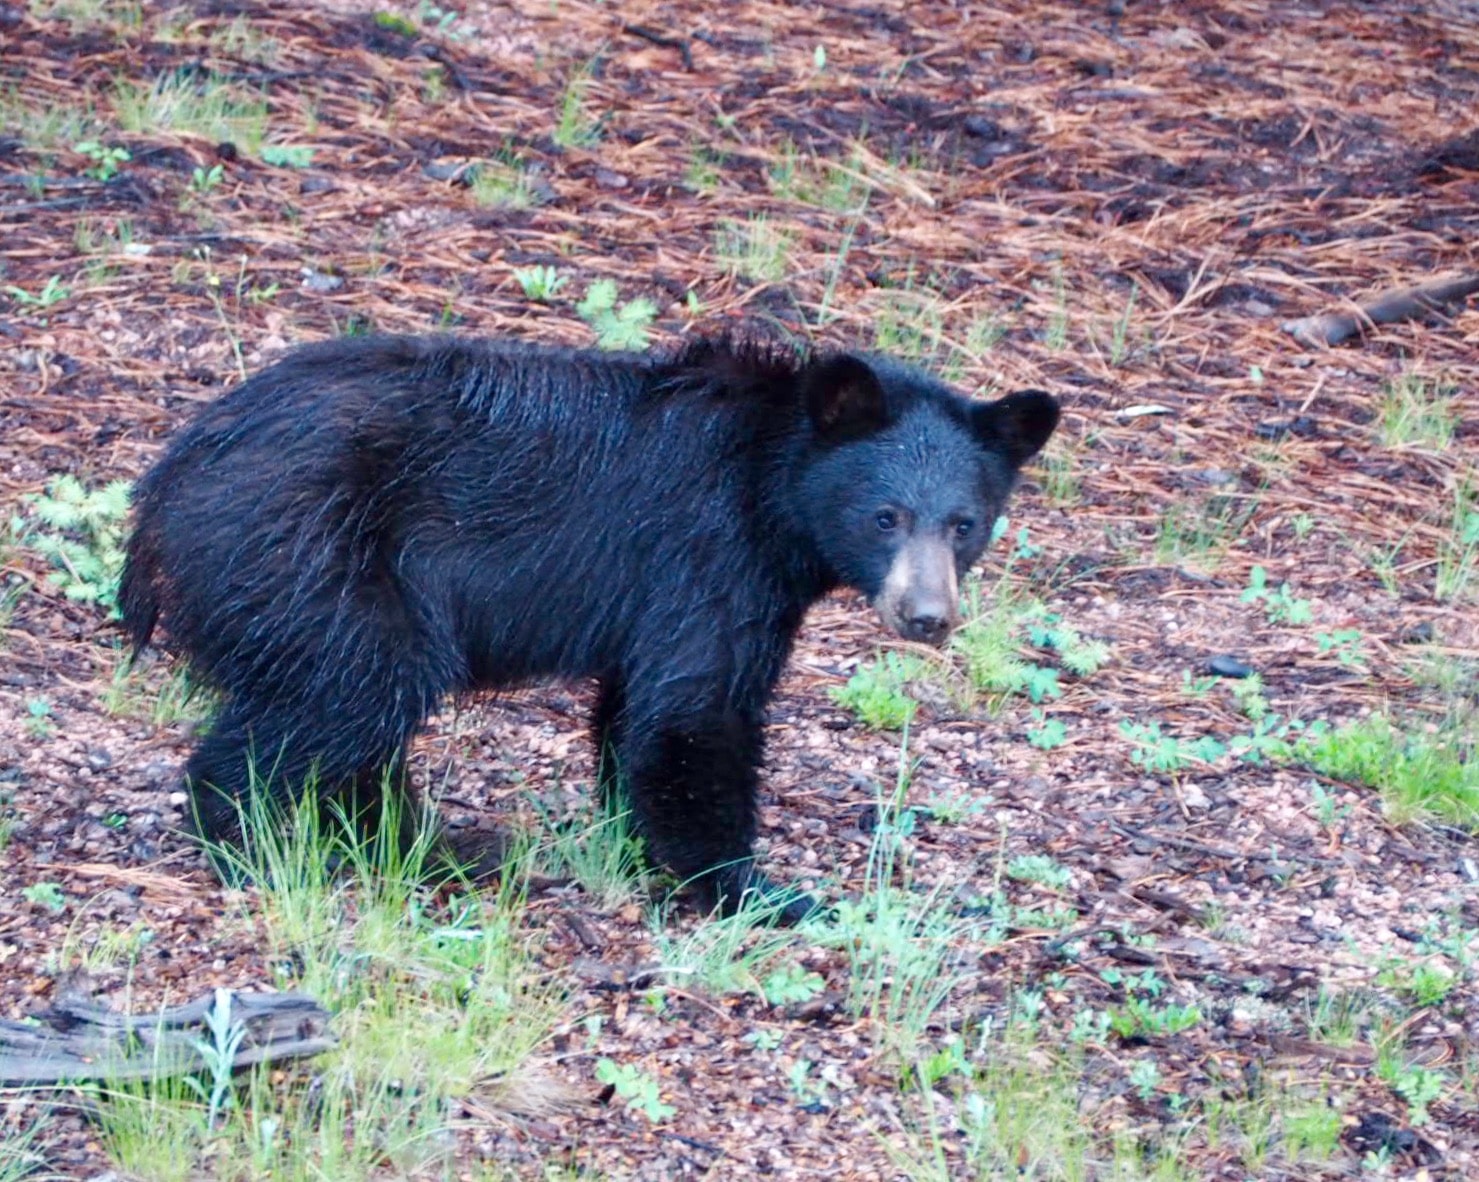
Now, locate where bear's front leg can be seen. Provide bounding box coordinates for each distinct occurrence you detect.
[614,696,817,924]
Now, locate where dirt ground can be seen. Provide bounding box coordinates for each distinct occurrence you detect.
[2,1,1479,1178]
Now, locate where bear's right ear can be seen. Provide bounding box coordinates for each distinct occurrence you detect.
[804,355,890,442]
[972,388,1060,466]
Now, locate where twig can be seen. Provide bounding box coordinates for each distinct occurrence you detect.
[0,989,334,1085]
[1281,273,1479,347]
[621,23,694,71]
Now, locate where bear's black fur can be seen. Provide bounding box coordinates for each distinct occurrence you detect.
[122,334,1058,920]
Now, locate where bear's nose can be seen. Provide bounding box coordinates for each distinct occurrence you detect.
[905,612,951,645]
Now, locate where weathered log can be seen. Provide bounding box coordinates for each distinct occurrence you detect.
[1281,273,1479,347]
[0,988,334,1085]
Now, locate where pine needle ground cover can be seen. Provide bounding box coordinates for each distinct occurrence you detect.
[2,2,1478,1177]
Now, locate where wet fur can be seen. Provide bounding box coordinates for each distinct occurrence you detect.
[122,333,1056,919]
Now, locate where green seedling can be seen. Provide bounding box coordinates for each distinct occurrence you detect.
[75,139,130,180]
[1316,628,1367,670]
[25,697,54,739]
[259,144,313,168]
[512,264,566,302]
[1241,566,1312,625]
[1120,720,1225,775]
[1026,710,1067,750]
[595,1059,674,1123]
[189,163,224,192]
[830,652,921,730]
[1007,854,1071,891]
[6,275,71,308]
[13,473,132,615]
[23,881,66,912]
[576,279,657,350]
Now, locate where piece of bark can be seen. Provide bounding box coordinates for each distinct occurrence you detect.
[0,988,334,1085]
[1282,273,1479,347]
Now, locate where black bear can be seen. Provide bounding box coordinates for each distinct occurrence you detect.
[121,334,1057,921]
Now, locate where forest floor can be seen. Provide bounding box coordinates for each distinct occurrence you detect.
[2,1,1479,1178]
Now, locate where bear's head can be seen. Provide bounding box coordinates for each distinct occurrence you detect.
[797,353,1058,645]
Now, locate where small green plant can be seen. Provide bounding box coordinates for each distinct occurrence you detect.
[1120,720,1225,775]
[538,800,646,911]
[1027,613,1110,676]
[5,275,71,308]
[1376,373,1455,449]
[189,164,224,192]
[1126,1056,1161,1100]
[23,881,67,913]
[1309,782,1352,829]
[512,264,566,302]
[1299,713,1478,829]
[1386,1063,1445,1126]
[595,1059,675,1123]
[1378,955,1456,1008]
[469,156,535,208]
[872,284,946,363]
[921,786,986,824]
[259,144,314,168]
[25,697,54,739]
[576,279,657,350]
[1316,628,1367,670]
[1038,441,1081,507]
[746,1028,784,1052]
[1044,265,1069,350]
[1230,712,1314,766]
[684,143,722,193]
[14,474,131,614]
[1435,477,1479,601]
[1241,566,1313,625]
[1283,1097,1342,1161]
[553,62,600,149]
[74,139,130,180]
[829,653,921,730]
[1026,710,1067,750]
[180,989,247,1128]
[1107,282,1138,366]
[104,658,211,726]
[649,897,804,999]
[762,960,825,1006]
[1154,494,1253,569]
[715,215,790,284]
[113,71,268,154]
[1107,998,1201,1040]
[1007,854,1071,891]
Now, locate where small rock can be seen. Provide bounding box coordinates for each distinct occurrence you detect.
[1244,299,1275,317]
[1254,416,1317,440]
[1180,782,1209,809]
[1197,467,1235,486]
[1402,620,1436,644]
[168,790,189,807]
[1208,654,1253,678]
[300,268,344,293]
[86,748,111,770]
[422,160,468,182]
[963,114,1003,140]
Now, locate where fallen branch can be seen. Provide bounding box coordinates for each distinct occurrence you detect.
[0,988,334,1085]
[1281,273,1479,347]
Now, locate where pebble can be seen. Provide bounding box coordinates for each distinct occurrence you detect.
[1208,654,1253,678]
[300,268,344,292]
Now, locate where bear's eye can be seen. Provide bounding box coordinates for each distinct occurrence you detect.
[954,519,975,539]
[875,509,898,532]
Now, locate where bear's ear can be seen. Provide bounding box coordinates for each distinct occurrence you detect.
[972,388,1060,466]
[804,355,891,441]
